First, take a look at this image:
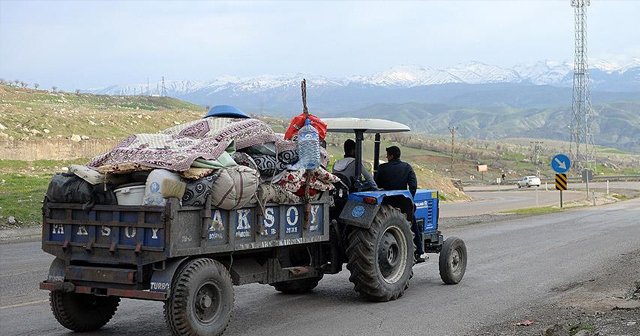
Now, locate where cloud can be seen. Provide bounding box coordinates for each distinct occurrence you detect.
[1,0,638,89]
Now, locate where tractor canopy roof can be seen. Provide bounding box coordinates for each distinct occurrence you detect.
[324,118,410,134]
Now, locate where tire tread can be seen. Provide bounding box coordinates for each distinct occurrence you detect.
[164,258,234,336]
[50,291,120,332]
[346,205,414,302]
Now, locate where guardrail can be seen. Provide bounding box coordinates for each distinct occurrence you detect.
[566,175,640,183]
[463,175,640,187]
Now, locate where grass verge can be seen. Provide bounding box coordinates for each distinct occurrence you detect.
[501,205,564,216]
[0,173,50,227]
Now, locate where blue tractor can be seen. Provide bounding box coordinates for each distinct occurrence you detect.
[38,117,467,335]
[325,117,467,301]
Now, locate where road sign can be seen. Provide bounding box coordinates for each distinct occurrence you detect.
[551,154,571,173]
[555,173,568,190]
[581,168,593,182]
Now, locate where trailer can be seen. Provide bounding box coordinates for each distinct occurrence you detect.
[40,117,467,336]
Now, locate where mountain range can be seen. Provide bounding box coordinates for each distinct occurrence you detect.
[87,59,640,152]
[90,59,640,98]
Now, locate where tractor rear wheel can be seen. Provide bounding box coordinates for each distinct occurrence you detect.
[272,276,323,294]
[346,205,415,302]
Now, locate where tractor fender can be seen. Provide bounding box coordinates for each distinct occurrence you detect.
[338,200,380,229]
[149,257,190,294]
[338,191,414,229]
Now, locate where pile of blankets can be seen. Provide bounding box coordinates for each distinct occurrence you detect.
[85,117,339,210]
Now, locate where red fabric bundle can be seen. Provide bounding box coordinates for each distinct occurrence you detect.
[284,113,328,140]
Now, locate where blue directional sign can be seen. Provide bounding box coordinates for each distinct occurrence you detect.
[551,154,571,173]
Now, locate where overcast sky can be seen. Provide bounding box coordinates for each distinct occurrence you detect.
[1,0,638,90]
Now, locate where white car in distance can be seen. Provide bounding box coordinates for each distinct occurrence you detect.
[517,176,541,188]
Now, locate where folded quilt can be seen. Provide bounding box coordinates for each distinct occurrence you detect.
[89,118,277,172]
[272,167,340,195]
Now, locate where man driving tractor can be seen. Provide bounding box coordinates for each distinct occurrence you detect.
[375,146,424,263]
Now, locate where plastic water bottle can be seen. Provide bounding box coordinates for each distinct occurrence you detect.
[297,119,320,170]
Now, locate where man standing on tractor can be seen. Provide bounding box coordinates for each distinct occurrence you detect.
[375,146,425,262]
[333,139,378,190]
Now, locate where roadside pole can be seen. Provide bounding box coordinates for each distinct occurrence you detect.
[555,173,567,208]
[551,154,571,210]
[586,174,590,201]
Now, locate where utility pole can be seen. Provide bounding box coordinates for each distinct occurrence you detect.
[530,141,544,177]
[161,76,167,97]
[448,126,457,176]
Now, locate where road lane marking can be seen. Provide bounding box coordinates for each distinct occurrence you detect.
[0,299,49,310]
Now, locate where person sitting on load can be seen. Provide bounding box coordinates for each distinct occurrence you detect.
[332,139,378,191]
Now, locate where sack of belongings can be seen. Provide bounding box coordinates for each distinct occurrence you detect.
[46,173,117,210]
[210,165,260,210]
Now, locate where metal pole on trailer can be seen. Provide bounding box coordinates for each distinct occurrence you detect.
[301,79,311,229]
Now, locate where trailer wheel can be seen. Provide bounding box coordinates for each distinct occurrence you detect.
[346,205,415,302]
[272,276,323,294]
[439,237,467,284]
[50,291,120,332]
[164,258,234,336]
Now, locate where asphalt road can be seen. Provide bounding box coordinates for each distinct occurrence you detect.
[441,187,583,218]
[1,194,638,335]
[446,181,640,218]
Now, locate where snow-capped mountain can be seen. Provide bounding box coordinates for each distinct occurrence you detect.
[364,65,463,86]
[446,61,521,84]
[90,58,638,98]
[513,60,573,85]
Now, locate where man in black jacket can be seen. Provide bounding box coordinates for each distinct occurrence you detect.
[375,146,417,196]
[375,146,425,263]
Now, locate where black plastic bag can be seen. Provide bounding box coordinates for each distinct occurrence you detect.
[46,173,117,209]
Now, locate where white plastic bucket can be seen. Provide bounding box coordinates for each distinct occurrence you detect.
[114,185,146,205]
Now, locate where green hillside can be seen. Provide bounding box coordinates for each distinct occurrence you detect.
[343,101,640,153]
[0,84,206,140]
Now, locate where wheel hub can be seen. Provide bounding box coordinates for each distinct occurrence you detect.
[377,226,408,284]
[449,249,462,275]
[200,295,212,308]
[194,282,220,323]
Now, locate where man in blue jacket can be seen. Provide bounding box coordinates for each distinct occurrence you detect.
[375,146,425,263]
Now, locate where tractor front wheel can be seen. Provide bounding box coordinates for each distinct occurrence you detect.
[439,237,467,284]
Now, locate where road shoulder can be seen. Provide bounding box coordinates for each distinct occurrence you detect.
[0,226,41,244]
[472,249,640,336]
